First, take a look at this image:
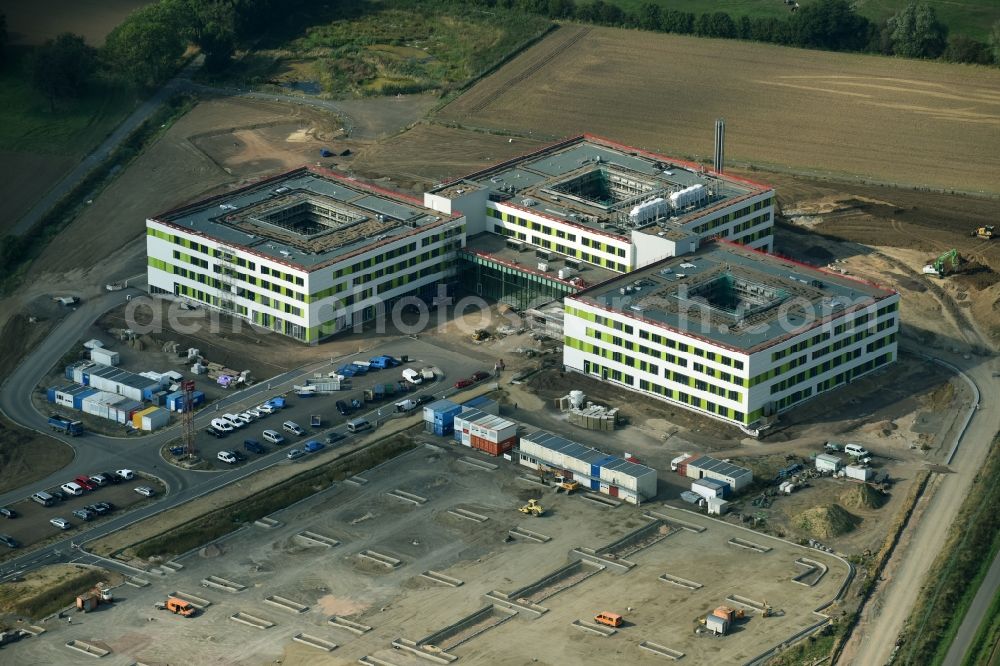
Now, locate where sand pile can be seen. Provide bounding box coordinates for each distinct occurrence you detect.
[794,504,861,539]
[840,483,887,510]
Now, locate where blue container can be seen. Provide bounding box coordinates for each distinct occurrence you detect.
[191,391,205,407]
[74,388,98,409]
[47,387,57,403]
[591,479,600,490]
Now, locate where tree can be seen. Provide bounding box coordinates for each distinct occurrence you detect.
[942,35,991,64]
[103,4,186,87]
[990,20,1000,65]
[0,12,7,69]
[637,3,663,32]
[886,2,947,58]
[791,0,871,51]
[175,0,238,71]
[29,33,97,111]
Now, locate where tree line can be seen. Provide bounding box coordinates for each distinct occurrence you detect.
[482,0,1000,65]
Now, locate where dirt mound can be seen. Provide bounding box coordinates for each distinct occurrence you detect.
[841,484,887,510]
[793,504,861,539]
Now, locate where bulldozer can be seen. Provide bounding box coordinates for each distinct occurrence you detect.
[971,225,995,239]
[553,475,580,494]
[518,499,544,517]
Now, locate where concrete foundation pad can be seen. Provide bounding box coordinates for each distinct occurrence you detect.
[229,611,275,629]
[659,573,703,590]
[459,457,498,471]
[504,559,605,605]
[571,619,616,636]
[417,604,517,653]
[161,561,184,573]
[254,516,282,529]
[358,550,402,568]
[125,577,150,588]
[392,637,457,664]
[728,537,772,553]
[639,641,685,659]
[328,615,373,634]
[387,489,428,505]
[296,530,341,547]
[793,558,829,586]
[170,590,212,609]
[358,657,399,666]
[571,547,636,572]
[264,594,309,613]
[21,625,45,637]
[292,633,338,652]
[645,510,707,533]
[581,493,621,508]
[726,594,768,612]
[421,570,464,587]
[508,526,551,542]
[344,475,369,486]
[484,591,548,617]
[447,508,489,523]
[65,640,110,658]
[201,575,246,592]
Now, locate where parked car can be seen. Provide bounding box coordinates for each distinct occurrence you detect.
[89,474,109,487]
[211,418,235,433]
[324,432,345,445]
[73,476,96,491]
[453,378,473,389]
[257,402,277,415]
[60,482,84,496]
[246,408,263,419]
[239,411,257,423]
[217,451,238,464]
[262,430,285,445]
[116,469,135,481]
[50,517,71,530]
[73,508,95,521]
[335,400,351,416]
[471,370,490,382]
[0,534,18,548]
[101,471,121,485]
[286,448,305,460]
[416,395,435,406]
[0,507,16,519]
[282,421,305,436]
[205,426,226,439]
[134,486,155,497]
[222,414,248,429]
[243,439,266,454]
[93,502,114,514]
[304,440,325,453]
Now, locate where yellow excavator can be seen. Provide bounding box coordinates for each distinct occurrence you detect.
[553,475,580,494]
[519,499,544,517]
[971,225,995,239]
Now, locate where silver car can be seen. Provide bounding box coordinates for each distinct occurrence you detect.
[134,486,155,497]
[50,517,71,530]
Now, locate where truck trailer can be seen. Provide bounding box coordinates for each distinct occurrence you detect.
[48,415,84,436]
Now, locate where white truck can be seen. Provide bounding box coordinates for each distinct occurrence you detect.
[395,399,418,413]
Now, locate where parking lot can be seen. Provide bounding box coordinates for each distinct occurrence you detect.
[2,443,850,665]
[178,342,495,471]
[0,473,164,556]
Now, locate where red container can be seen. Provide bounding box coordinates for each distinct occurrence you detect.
[471,434,517,457]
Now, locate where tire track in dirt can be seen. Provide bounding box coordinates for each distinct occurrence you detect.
[461,26,593,116]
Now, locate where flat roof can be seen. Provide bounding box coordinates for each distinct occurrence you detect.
[431,135,770,238]
[463,232,618,287]
[688,455,753,479]
[153,166,456,270]
[523,430,657,480]
[569,240,896,354]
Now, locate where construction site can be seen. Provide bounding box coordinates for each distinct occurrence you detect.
[1,445,851,665]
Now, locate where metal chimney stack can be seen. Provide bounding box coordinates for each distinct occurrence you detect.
[714,118,725,173]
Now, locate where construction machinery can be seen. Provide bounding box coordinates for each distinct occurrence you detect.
[553,475,580,494]
[471,329,490,342]
[518,499,544,517]
[76,584,113,613]
[713,606,745,623]
[155,597,197,617]
[922,249,960,278]
[971,225,995,239]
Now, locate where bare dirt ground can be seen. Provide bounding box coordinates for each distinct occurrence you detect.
[8,446,852,665]
[0,0,153,45]
[351,122,547,192]
[438,26,1000,195]
[0,152,77,232]
[0,414,73,495]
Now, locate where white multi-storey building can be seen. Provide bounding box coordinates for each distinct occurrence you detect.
[562,239,899,431]
[146,166,465,343]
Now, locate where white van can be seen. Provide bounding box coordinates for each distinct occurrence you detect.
[32,491,56,506]
[222,413,248,428]
[211,418,234,433]
[282,421,304,436]
[844,443,871,458]
[262,429,285,445]
[401,368,422,385]
[347,418,371,433]
[60,482,84,496]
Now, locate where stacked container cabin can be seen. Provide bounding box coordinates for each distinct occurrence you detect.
[453,409,517,456]
[423,399,464,436]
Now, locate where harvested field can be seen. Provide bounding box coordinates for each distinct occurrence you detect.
[352,123,547,192]
[438,27,1000,194]
[2,0,153,45]
[0,414,73,495]
[0,151,76,232]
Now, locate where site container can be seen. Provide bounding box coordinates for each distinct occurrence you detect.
[707,497,729,515]
[423,400,463,437]
[470,434,517,457]
[684,455,753,492]
[692,478,729,500]
[815,453,842,473]
[140,407,169,431]
[90,347,119,366]
[845,464,874,481]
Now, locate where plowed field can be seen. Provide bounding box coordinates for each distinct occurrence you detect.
[438,26,1000,194]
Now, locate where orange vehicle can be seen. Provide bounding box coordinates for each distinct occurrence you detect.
[595,612,623,627]
[156,597,196,617]
[712,606,745,623]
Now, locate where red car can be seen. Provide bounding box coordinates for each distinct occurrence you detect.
[471,371,490,382]
[73,476,96,491]
[454,378,473,389]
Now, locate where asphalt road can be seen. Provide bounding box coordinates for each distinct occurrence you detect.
[0,289,488,577]
[845,344,1000,665]
[945,553,1000,665]
[11,57,205,237]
